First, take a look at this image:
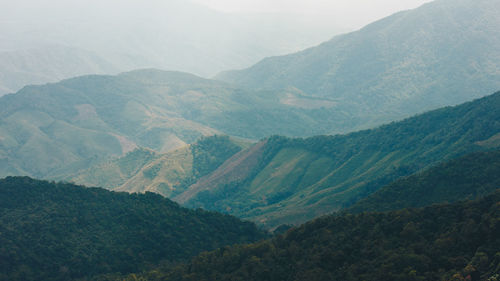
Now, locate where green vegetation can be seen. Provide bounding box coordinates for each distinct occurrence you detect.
[72,135,246,198]
[0,69,376,180]
[191,135,242,178]
[179,92,500,228]
[123,191,500,281]
[349,150,500,213]
[0,177,267,281]
[70,148,159,189]
[166,135,244,196]
[217,0,500,130]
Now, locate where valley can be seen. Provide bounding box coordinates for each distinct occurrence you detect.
[1,0,499,280]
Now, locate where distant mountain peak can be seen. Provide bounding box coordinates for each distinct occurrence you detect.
[216,0,500,122]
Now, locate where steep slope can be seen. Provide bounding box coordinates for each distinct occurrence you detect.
[0,177,267,281]
[176,140,268,205]
[348,150,500,213]
[71,135,248,197]
[0,69,376,180]
[69,147,160,190]
[217,0,500,128]
[133,191,500,281]
[176,91,500,228]
[0,70,218,179]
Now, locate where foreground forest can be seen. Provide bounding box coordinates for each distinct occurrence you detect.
[2,143,500,281]
[0,177,266,280]
[1,0,500,280]
[114,191,500,281]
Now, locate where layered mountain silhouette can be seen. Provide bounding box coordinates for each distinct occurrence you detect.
[175,92,500,228]
[1,0,499,231]
[0,69,383,180]
[1,1,500,279]
[0,0,343,96]
[2,81,497,228]
[217,0,500,128]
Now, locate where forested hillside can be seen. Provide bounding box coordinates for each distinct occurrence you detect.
[124,191,500,281]
[0,69,374,180]
[177,91,500,228]
[69,147,159,191]
[2,0,500,280]
[218,0,500,128]
[0,177,266,281]
[349,149,500,213]
[71,135,246,197]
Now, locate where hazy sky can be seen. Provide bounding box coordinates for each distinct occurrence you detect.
[192,0,434,29]
[0,0,438,80]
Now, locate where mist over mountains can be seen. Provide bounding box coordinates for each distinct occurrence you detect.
[0,46,118,96]
[218,0,500,128]
[0,0,344,96]
[1,0,500,280]
[2,0,499,184]
[0,69,374,180]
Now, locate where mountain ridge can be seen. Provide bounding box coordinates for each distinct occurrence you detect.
[217,0,500,127]
[70,135,249,198]
[125,190,500,281]
[348,149,500,213]
[0,176,267,280]
[176,91,500,228]
[0,69,391,180]
[0,0,345,96]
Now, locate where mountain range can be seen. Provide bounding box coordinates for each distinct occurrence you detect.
[68,91,500,229]
[174,91,500,228]
[1,0,500,279]
[217,0,500,130]
[0,0,344,96]
[0,46,119,96]
[0,69,390,180]
[2,0,500,186]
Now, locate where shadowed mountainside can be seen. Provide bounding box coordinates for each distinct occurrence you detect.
[0,176,267,281]
[348,149,500,213]
[121,191,500,281]
[176,91,500,228]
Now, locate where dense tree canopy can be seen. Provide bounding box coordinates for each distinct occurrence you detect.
[0,177,267,281]
[139,191,500,281]
[349,150,500,213]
